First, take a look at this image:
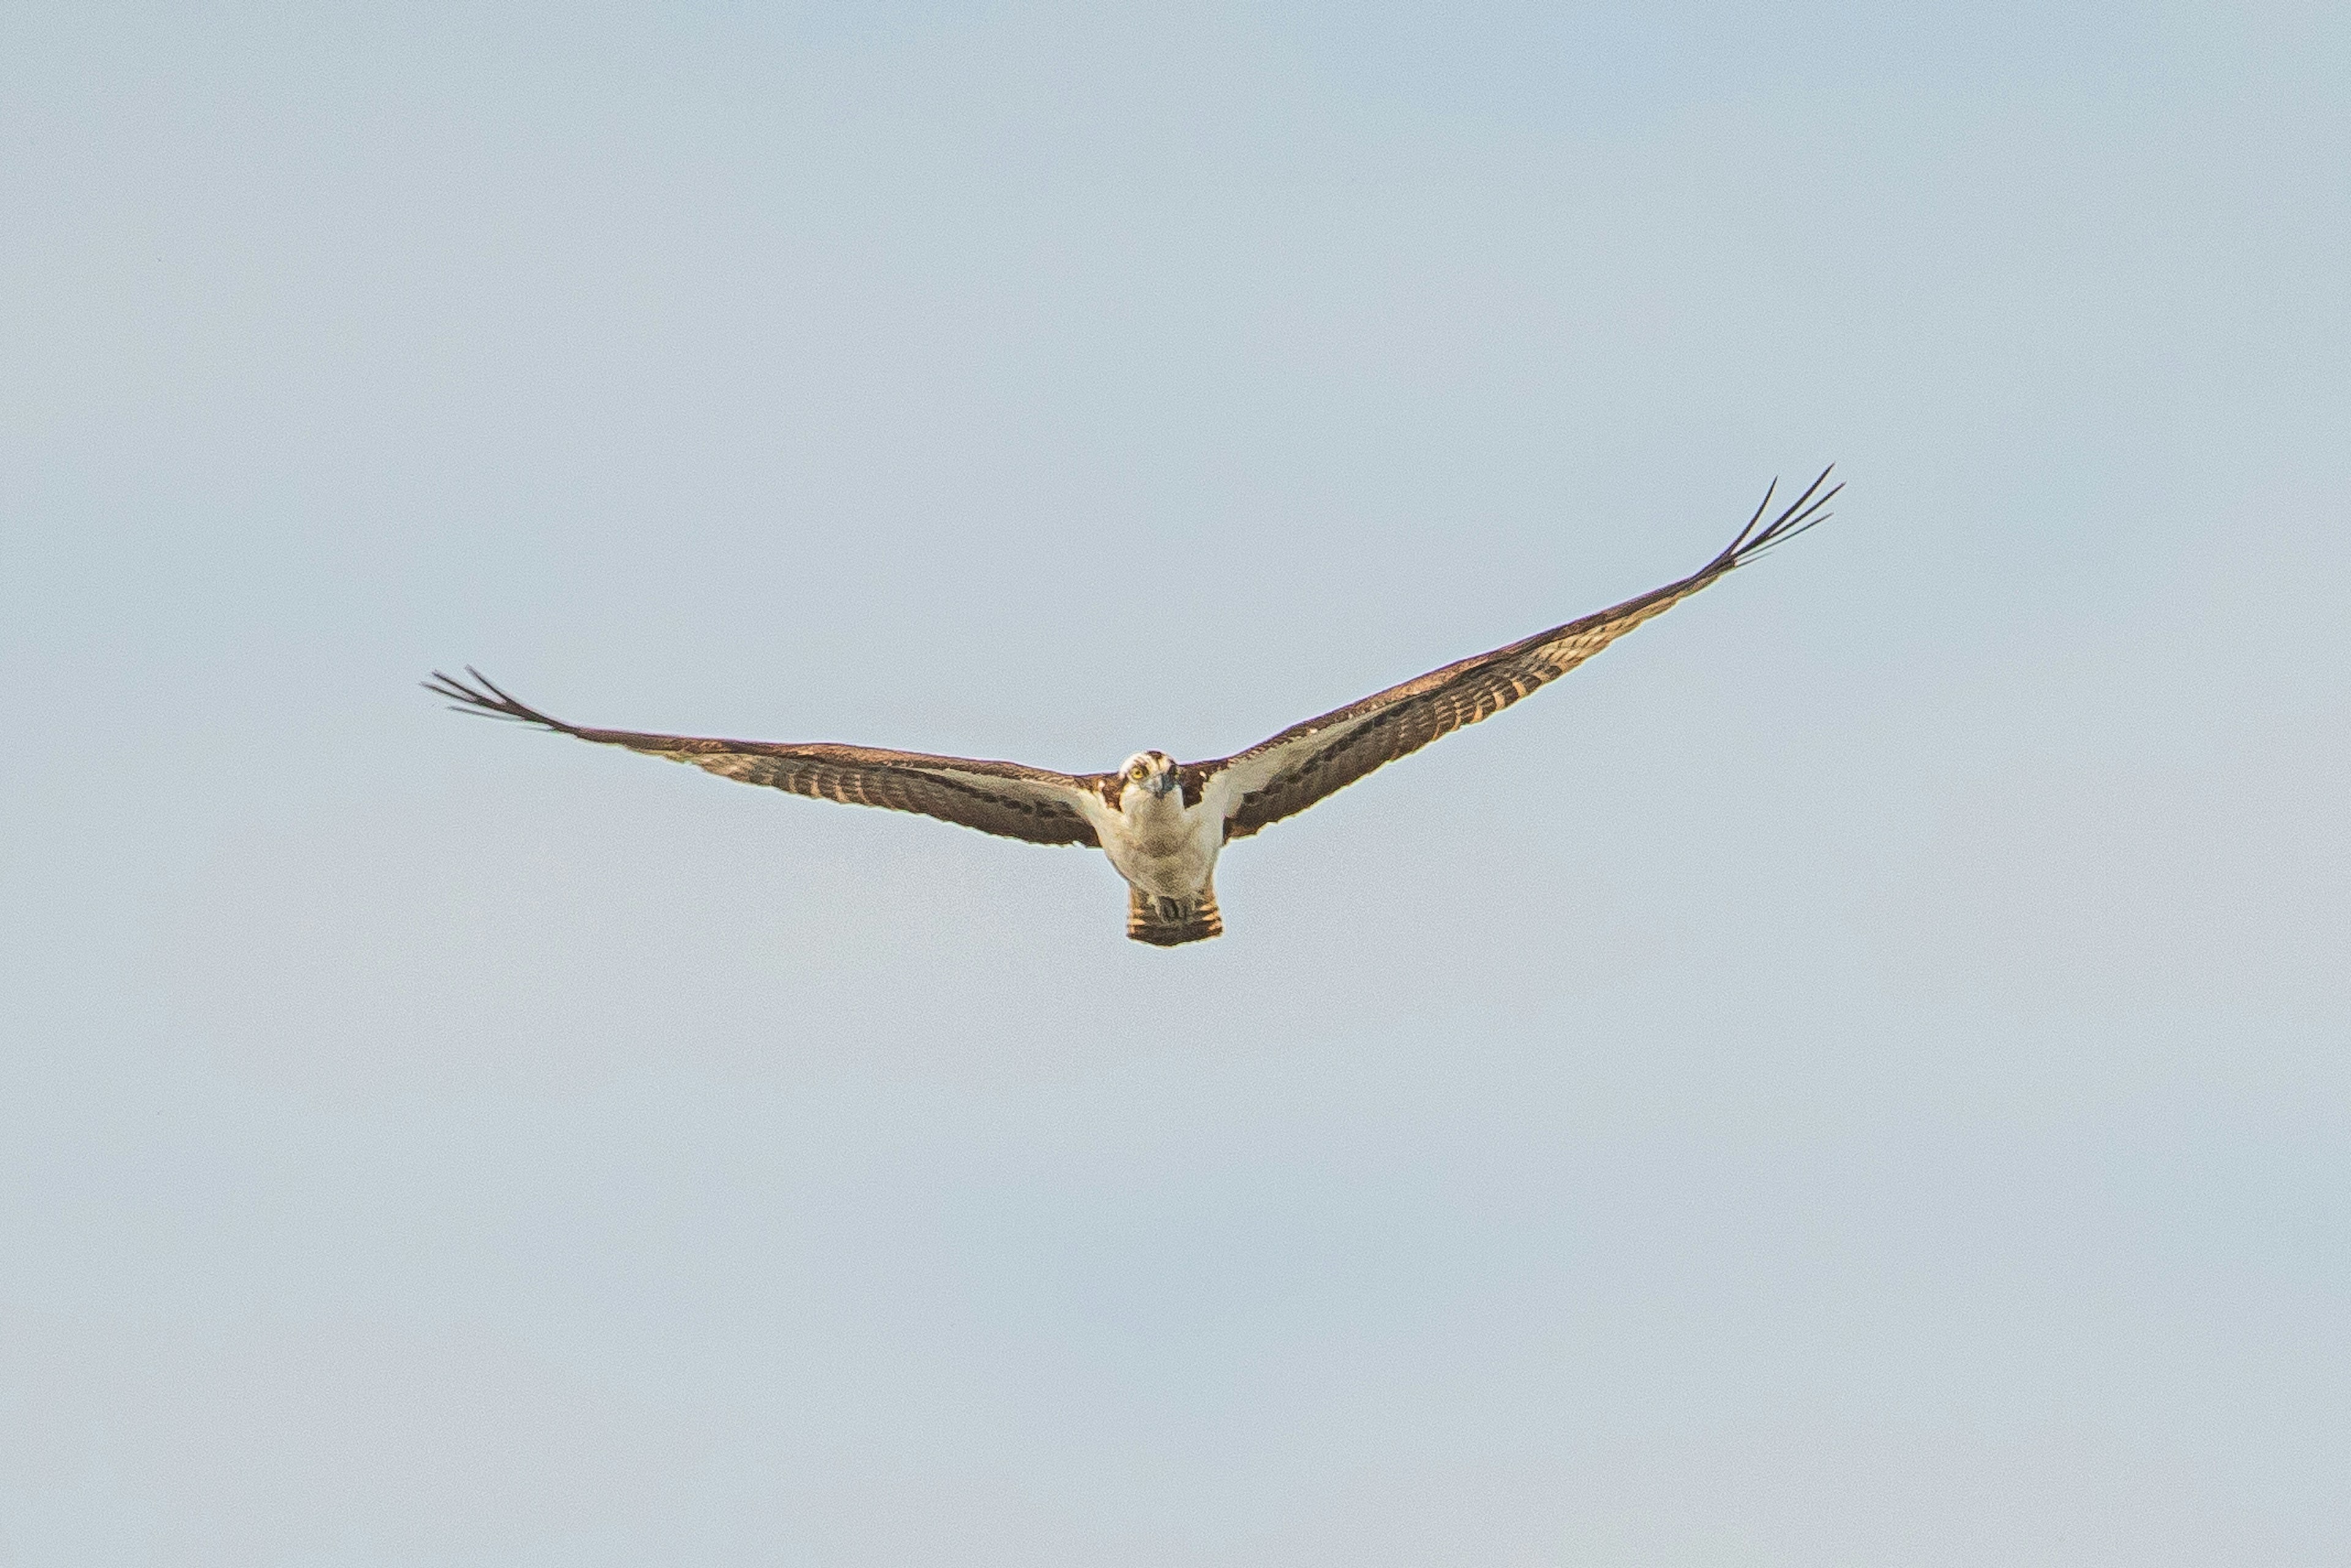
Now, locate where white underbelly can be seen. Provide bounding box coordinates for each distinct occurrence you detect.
[1100,801,1221,898]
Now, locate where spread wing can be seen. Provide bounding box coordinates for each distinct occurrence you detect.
[1194,468,1839,841]
[424,669,1107,847]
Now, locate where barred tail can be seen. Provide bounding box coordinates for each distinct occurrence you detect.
[1126,882,1223,947]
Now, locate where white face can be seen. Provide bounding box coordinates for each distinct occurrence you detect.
[1120,751,1176,797]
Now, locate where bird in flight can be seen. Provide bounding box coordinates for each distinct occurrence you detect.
[429,469,1837,946]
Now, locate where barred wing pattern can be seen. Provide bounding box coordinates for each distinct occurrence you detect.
[1197,468,1839,841]
[423,670,1107,847]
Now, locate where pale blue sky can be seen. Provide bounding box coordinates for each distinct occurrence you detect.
[4,4,2347,1563]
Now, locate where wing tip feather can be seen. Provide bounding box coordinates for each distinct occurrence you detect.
[1717,464,1839,571]
[422,667,577,733]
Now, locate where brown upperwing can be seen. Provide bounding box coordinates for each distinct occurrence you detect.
[1193,468,1839,841]
[424,669,1107,847]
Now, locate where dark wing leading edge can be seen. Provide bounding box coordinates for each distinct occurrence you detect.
[423,670,1108,847]
[1194,468,1839,841]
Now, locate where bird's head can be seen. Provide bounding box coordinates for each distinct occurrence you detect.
[1119,751,1180,801]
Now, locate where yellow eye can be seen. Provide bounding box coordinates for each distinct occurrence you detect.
[1129,763,1149,781]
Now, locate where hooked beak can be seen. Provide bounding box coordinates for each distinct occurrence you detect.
[1149,769,1179,798]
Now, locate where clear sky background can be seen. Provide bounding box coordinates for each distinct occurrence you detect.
[4,4,2345,1563]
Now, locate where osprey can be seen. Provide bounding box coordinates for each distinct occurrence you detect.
[429,470,1837,946]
